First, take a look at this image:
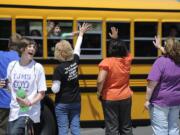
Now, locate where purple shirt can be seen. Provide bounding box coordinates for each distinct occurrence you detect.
[147,56,180,107]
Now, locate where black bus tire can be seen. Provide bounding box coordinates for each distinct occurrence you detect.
[40,105,56,135]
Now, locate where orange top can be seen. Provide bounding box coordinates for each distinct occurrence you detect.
[98,54,133,100]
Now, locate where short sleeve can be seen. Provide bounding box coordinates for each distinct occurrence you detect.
[52,65,64,81]
[7,61,17,79]
[98,59,110,71]
[147,57,165,82]
[36,63,47,92]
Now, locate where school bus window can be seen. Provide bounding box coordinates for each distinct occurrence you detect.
[78,21,102,59]
[0,19,11,51]
[106,22,130,56]
[16,19,43,57]
[47,20,73,57]
[162,22,180,39]
[134,22,158,57]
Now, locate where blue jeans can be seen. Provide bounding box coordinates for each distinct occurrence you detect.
[149,104,180,135]
[55,102,81,135]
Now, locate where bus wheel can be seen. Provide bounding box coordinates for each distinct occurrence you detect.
[40,105,56,135]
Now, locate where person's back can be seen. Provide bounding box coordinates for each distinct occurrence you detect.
[99,54,132,100]
[0,34,20,135]
[54,54,80,104]
[148,56,180,106]
[97,35,133,135]
[51,23,91,135]
[145,37,180,135]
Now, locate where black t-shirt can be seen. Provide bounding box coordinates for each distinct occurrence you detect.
[52,54,80,103]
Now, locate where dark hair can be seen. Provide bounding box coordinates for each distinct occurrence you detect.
[8,33,22,51]
[54,23,61,29]
[108,39,128,58]
[19,37,37,53]
[30,29,41,36]
[8,33,37,55]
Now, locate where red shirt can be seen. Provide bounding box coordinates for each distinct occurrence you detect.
[98,54,133,100]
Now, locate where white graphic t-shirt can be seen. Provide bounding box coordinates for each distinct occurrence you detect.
[7,60,47,123]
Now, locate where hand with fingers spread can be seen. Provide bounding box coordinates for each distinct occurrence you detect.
[153,35,166,54]
[153,35,161,49]
[79,23,92,36]
[109,27,118,39]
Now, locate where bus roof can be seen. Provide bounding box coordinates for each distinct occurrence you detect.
[0,0,180,11]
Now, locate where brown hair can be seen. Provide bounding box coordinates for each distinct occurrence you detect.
[164,37,180,64]
[8,33,22,51]
[54,40,74,61]
[8,33,37,53]
[8,33,37,55]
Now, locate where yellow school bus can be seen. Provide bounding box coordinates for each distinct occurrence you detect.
[0,0,180,134]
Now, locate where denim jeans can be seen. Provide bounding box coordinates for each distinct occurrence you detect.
[7,116,39,135]
[149,104,180,135]
[55,102,81,135]
[7,117,26,135]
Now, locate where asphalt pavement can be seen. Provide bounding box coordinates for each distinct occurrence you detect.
[80,126,152,135]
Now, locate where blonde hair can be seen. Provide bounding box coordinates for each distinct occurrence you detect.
[165,38,180,64]
[54,40,74,61]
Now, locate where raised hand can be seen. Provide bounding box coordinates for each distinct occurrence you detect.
[153,35,161,49]
[79,23,92,36]
[153,35,166,54]
[109,27,118,39]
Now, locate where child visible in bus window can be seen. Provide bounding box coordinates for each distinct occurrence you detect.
[48,23,61,37]
[4,35,47,135]
[30,29,43,57]
[30,29,41,37]
[144,37,180,135]
[47,21,55,36]
[168,25,179,38]
[97,27,133,135]
[51,23,91,135]
[48,21,79,38]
